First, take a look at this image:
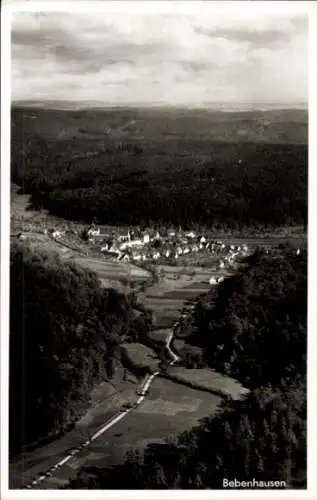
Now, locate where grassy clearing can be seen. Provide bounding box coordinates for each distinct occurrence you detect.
[162,289,207,300]
[72,257,150,281]
[167,367,249,400]
[122,342,159,371]
[148,329,172,343]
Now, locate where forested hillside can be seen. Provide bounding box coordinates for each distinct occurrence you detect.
[9,243,143,456]
[11,106,307,229]
[179,246,307,388]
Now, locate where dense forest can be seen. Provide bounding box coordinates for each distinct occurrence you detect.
[176,246,307,388]
[66,246,307,489]
[11,107,307,229]
[9,242,147,456]
[67,375,306,489]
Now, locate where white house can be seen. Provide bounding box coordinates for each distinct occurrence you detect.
[52,230,62,239]
[200,236,207,244]
[143,232,150,244]
[183,247,190,254]
[128,239,143,247]
[230,244,235,250]
[87,227,100,238]
[165,249,171,258]
[192,245,199,252]
[209,277,217,285]
[177,247,183,255]
[219,261,225,269]
[118,233,130,242]
[186,231,196,238]
[218,276,225,283]
[133,253,142,261]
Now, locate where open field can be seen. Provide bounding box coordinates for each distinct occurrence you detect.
[122,342,160,371]
[166,367,250,400]
[72,256,150,281]
[140,268,221,329]
[148,329,173,343]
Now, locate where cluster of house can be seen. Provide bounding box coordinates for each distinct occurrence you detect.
[83,224,254,269]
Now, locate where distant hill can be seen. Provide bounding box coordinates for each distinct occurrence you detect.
[11,105,307,145]
[10,104,307,229]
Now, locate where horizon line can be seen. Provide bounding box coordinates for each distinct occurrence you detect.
[11,99,308,112]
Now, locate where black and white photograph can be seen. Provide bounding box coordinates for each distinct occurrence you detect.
[1,0,314,495]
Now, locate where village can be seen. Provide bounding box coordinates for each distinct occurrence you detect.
[12,207,302,288]
[83,223,252,272]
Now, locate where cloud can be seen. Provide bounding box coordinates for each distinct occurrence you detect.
[10,7,308,106]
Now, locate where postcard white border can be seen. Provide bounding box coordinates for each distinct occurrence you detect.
[1,2,316,500]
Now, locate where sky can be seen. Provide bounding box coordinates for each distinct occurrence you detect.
[10,2,309,107]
